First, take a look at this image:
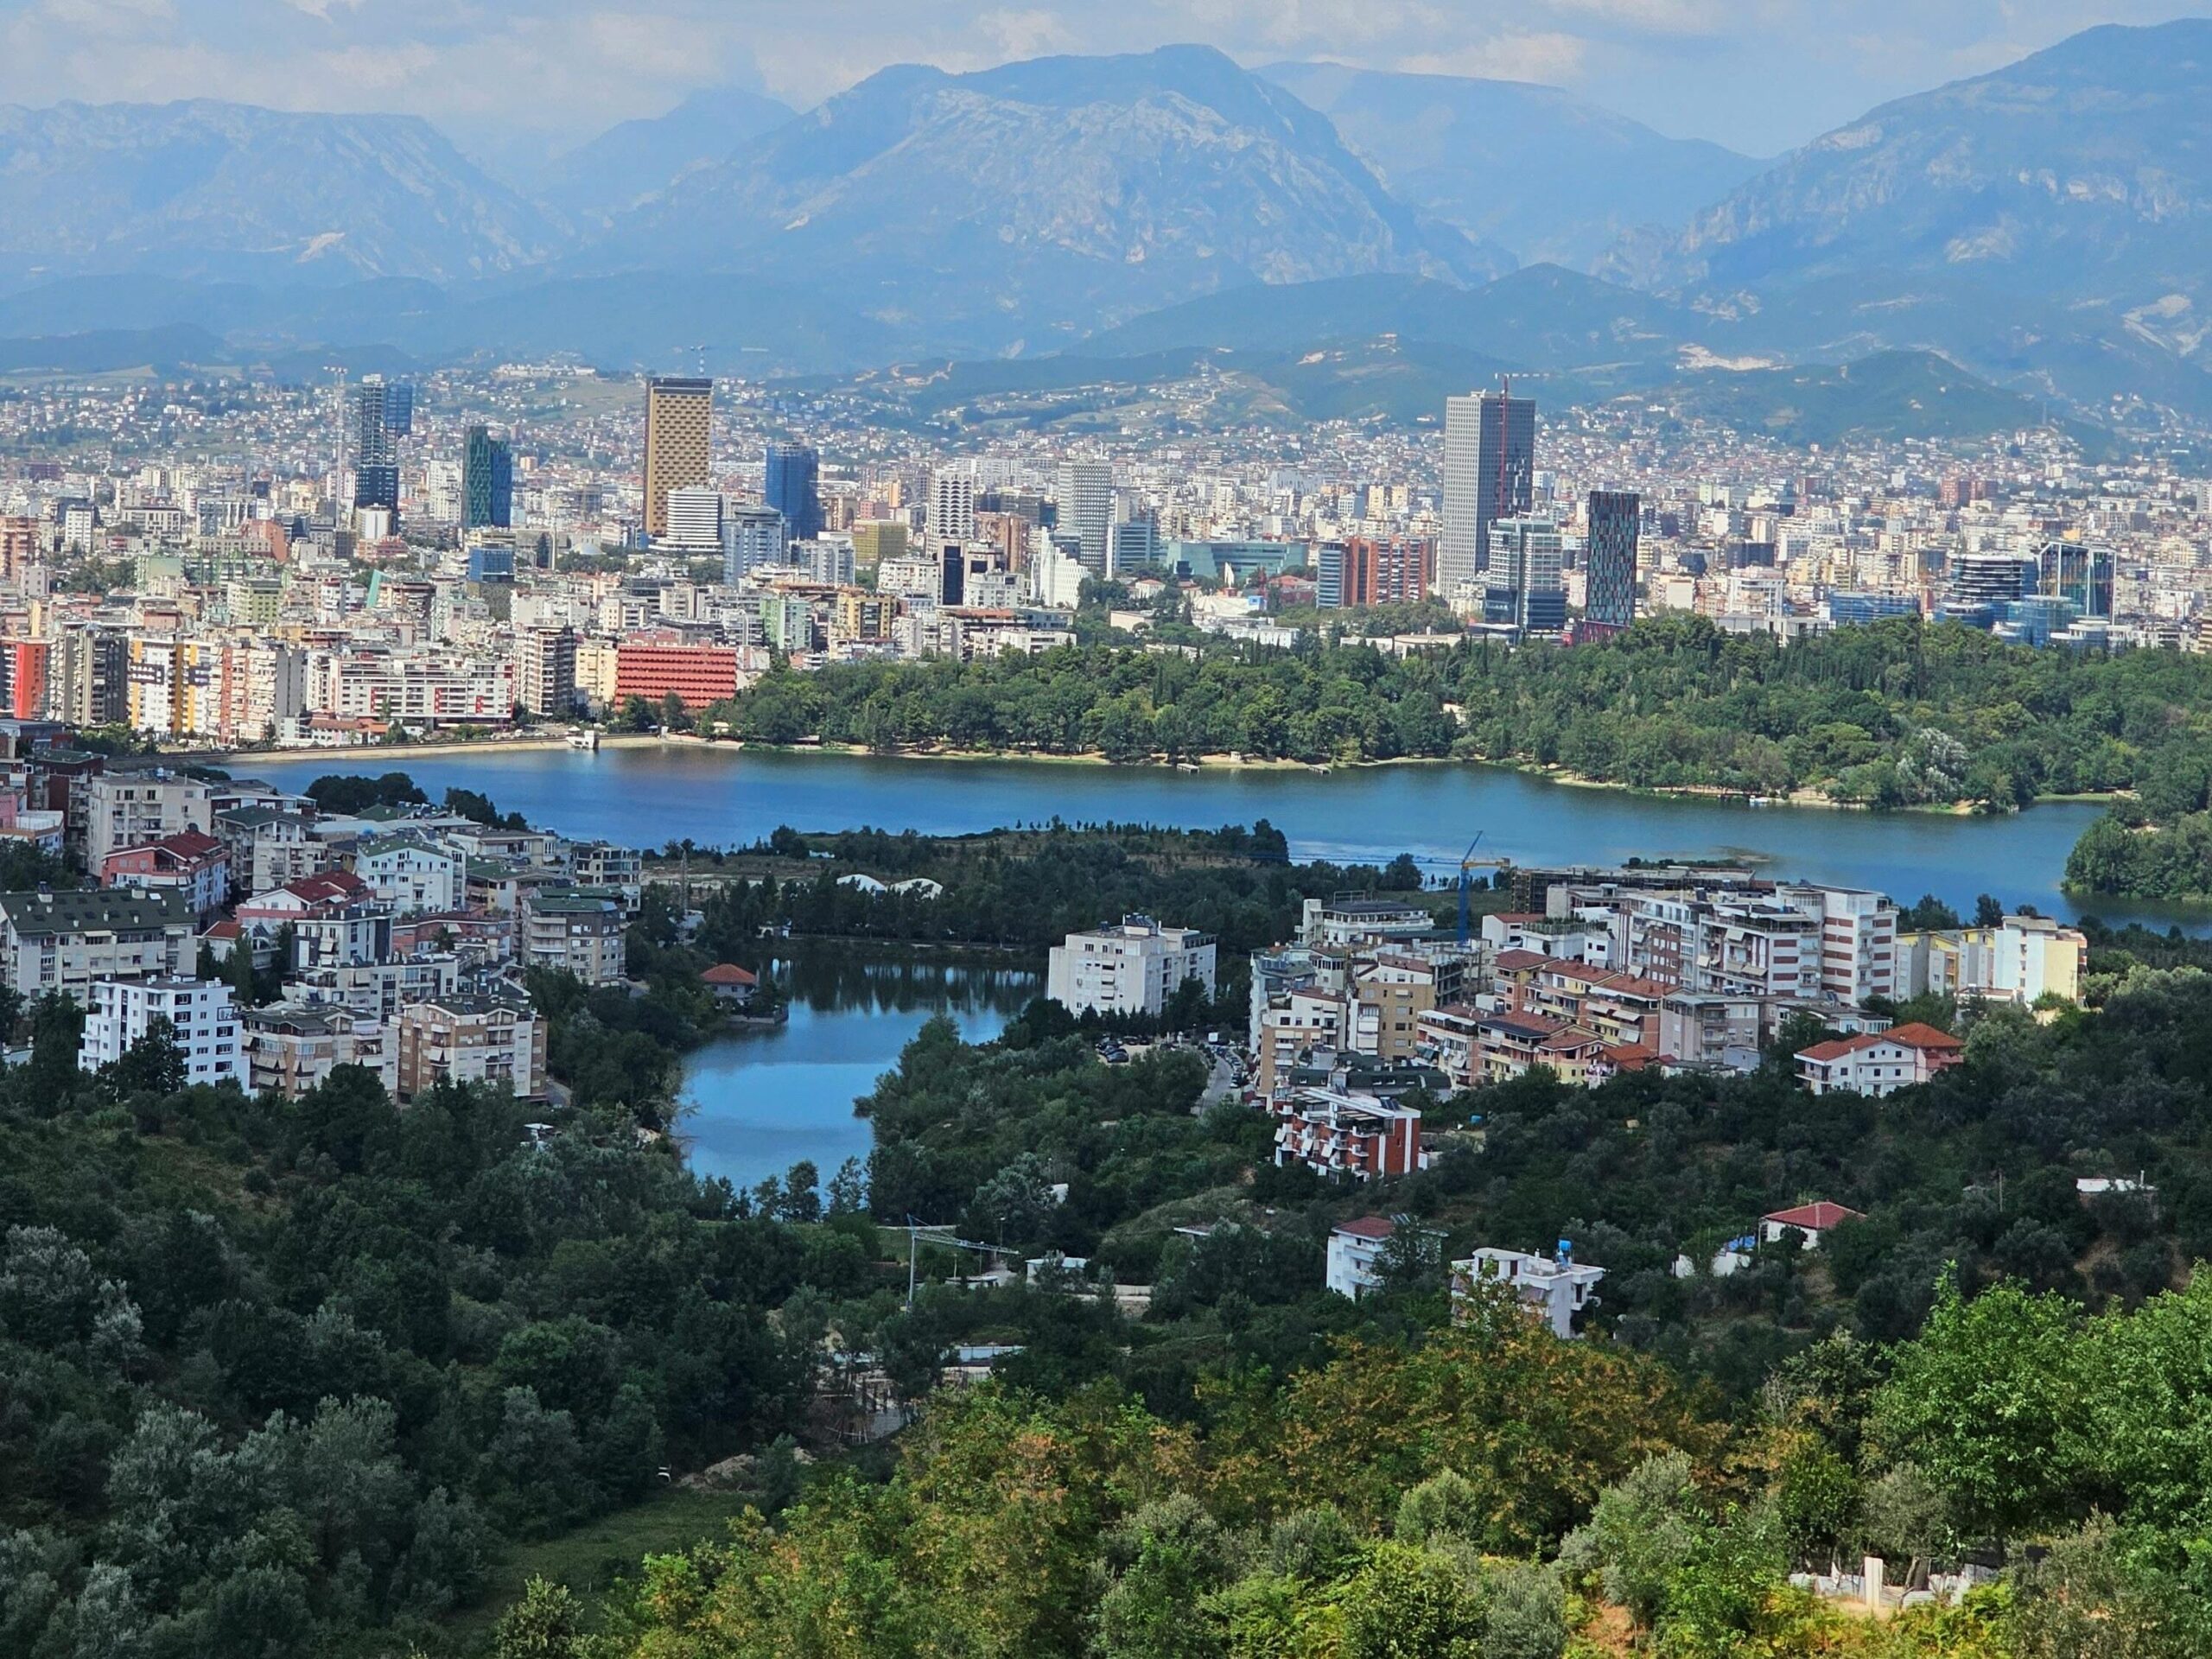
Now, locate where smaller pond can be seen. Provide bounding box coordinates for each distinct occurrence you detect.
[676,952,1041,1192]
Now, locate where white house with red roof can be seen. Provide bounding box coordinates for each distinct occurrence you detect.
[1760,1201,1865,1249]
[1795,1021,1964,1097]
[702,962,759,1006]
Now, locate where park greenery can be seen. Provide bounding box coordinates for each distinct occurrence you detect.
[703,614,2212,899]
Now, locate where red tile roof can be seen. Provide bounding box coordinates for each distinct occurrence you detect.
[1764,1201,1864,1231]
[702,963,758,986]
[1332,1216,1397,1240]
[1885,1021,1965,1051]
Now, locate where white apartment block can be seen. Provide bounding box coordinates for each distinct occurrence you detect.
[353,836,466,915]
[1451,1247,1605,1340]
[1046,915,1216,1017]
[79,976,240,1086]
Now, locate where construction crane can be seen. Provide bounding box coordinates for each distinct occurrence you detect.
[1458,832,1508,946]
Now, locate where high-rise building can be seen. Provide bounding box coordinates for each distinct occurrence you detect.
[765,442,823,541]
[1316,537,1431,608]
[1442,390,1535,592]
[55,624,128,728]
[381,382,414,437]
[517,626,578,717]
[0,517,38,581]
[851,521,909,569]
[462,425,513,531]
[352,378,402,515]
[2039,542,2113,618]
[1054,460,1114,578]
[1110,519,1160,575]
[930,474,976,545]
[723,505,786,583]
[641,377,713,539]
[1582,491,1641,636]
[1484,518,1566,634]
[663,485,726,552]
[1946,551,2038,617]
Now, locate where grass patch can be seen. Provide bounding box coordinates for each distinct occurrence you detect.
[445,1486,758,1650]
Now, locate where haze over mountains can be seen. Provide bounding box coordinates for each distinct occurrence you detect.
[3,23,2212,432]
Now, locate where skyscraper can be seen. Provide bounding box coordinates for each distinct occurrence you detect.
[1485,518,1566,634]
[765,442,823,541]
[381,381,414,437]
[641,377,713,539]
[353,378,400,515]
[1582,491,1641,636]
[2039,542,2113,617]
[1441,390,1535,593]
[1054,460,1114,578]
[463,424,513,531]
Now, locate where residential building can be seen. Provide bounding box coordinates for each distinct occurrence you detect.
[99,829,229,918]
[1299,894,1433,950]
[78,975,239,1085]
[1316,537,1431,608]
[1327,1216,1401,1298]
[352,835,465,915]
[1759,1201,1865,1249]
[241,1003,397,1097]
[569,842,645,909]
[517,626,578,717]
[613,642,738,713]
[929,473,976,545]
[642,376,712,538]
[1046,915,1216,1017]
[397,995,546,1100]
[0,887,195,997]
[85,772,215,867]
[520,888,627,985]
[1796,1022,1965,1096]
[1272,1088,1427,1181]
[1451,1245,1604,1339]
[1900,914,2085,1005]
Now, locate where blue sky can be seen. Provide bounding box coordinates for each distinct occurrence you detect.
[0,0,2196,161]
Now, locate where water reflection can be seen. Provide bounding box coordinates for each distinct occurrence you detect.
[677,952,1041,1192]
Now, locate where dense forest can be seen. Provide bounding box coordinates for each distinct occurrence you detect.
[706,616,2212,898]
[0,998,855,1658]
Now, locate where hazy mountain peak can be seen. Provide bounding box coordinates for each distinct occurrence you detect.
[0,97,556,285]
[596,46,1512,353]
[1257,61,1763,270]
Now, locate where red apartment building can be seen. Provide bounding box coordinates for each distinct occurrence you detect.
[613,642,740,713]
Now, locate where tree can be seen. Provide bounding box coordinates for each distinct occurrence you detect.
[493,1577,582,1659]
[1870,1274,2083,1540]
[1338,1541,1484,1659]
[1095,1497,1232,1659]
[105,1015,185,1097]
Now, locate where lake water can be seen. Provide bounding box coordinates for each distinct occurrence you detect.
[675,953,1039,1192]
[246,742,2194,927]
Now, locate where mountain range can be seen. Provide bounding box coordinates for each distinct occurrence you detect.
[0,100,556,286]
[3,25,2212,433]
[1256,64,1764,270]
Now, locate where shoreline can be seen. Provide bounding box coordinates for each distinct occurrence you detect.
[183,733,2124,818]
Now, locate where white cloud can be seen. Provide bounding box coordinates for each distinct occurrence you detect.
[1398,31,1592,86]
